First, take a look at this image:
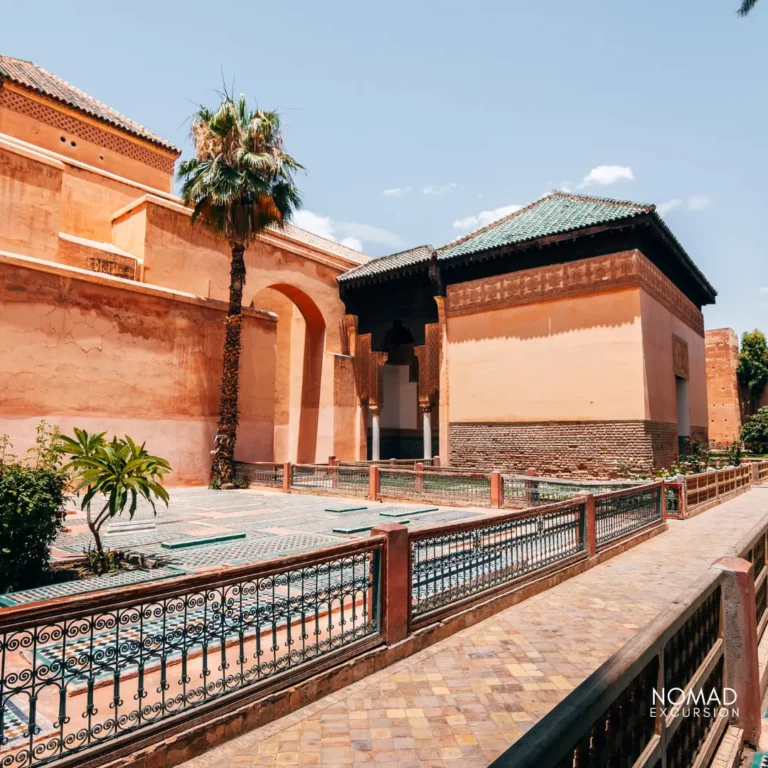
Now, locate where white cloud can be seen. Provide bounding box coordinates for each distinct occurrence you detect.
[423,182,458,195]
[688,195,712,210]
[383,187,411,198]
[656,199,683,216]
[453,203,522,231]
[579,165,634,188]
[292,210,400,252]
[759,287,768,295]
[336,221,404,248]
[292,210,335,240]
[340,237,363,252]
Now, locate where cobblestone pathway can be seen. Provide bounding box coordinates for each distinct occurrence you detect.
[179,488,768,768]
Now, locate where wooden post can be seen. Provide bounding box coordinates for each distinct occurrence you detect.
[490,471,503,509]
[370,523,409,645]
[659,480,667,522]
[414,462,424,493]
[576,492,596,557]
[712,557,762,748]
[282,462,291,493]
[369,465,380,502]
[751,462,760,484]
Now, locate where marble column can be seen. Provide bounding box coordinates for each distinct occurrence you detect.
[421,404,432,460]
[370,404,381,461]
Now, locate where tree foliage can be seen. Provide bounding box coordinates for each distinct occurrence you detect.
[0,422,67,592]
[178,93,302,484]
[61,429,171,573]
[738,0,760,16]
[741,406,768,454]
[737,329,768,412]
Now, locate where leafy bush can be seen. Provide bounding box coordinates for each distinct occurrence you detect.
[741,407,768,454]
[0,423,67,592]
[737,330,768,413]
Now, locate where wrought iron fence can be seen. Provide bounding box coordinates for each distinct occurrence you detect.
[0,540,383,767]
[491,573,725,768]
[665,482,682,516]
[338,459,434,468]
[290,464,369,497]
[410,499,586,621]
[501,475,636,508]
[378,468,491,507]
[234,461,284,487]
[594,484,663,547]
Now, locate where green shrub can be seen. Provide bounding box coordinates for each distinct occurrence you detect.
[0,424,67,592]
[742,407,768,454]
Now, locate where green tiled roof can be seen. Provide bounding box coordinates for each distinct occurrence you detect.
[0,55,179,153]
[439,192,652,260]
[337,244,434,283]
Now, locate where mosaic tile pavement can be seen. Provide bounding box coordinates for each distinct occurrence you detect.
[177,487,768,768]
[52,488,485,574]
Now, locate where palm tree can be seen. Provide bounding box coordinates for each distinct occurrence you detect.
[738,0,759,14]
[178,95,302,485]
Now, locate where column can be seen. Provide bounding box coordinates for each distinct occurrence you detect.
[421,404,432,460]
[370,404,381,461]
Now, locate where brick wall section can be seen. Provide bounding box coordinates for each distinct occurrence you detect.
[705,329,743,446]
[449,420,679,478]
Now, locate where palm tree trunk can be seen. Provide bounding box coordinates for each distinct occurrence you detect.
[212,242,246,483]
[86,502,106,570]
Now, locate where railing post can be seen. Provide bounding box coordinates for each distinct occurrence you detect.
[282,462,291,493]
[370,523,409,645]
[414,462,424,492]
[369,465,380,501]
[490,471,503,509]
[576,492,596,557]
[659,480,667,522]
[433,455,441,467]
[526,467,538,505]
[329,456,339,489]
[712,557,762,748]
[752,462,760,485]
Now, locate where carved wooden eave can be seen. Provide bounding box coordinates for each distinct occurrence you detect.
[445,249,705,336]
[414,322,442,410]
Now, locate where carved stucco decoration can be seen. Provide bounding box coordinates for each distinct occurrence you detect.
[414,322,442,410]
[445,250,704,336]
[673,334,690,379]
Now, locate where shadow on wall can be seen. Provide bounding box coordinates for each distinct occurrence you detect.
[447,288,641,345]
[252,283,327,464]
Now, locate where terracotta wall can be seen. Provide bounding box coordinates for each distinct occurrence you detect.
[0,139,62,260]
[639,288,707,434]
[705,329,743,445]
[446,286,646,423]
[0,86,175,191]
[0,256,277,485]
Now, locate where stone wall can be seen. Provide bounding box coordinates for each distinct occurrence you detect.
[0,255,277,485]
[705,329,743,446]
[449,420,679,478]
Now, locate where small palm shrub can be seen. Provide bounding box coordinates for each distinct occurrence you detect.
[61,430,171,574]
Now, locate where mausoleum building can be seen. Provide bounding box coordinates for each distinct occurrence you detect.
[0,56,718,481]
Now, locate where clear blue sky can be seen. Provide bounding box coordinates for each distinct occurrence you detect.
[2,0,765,334]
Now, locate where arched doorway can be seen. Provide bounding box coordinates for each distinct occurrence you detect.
[251,284,326,464]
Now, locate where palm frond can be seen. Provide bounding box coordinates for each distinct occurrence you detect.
[738,0,759,15]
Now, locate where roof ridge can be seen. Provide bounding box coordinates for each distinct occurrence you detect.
[438,194,552,254]
[549,189,655,211]
[274,222,370,264]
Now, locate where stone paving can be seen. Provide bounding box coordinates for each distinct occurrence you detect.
[51,487,485,574]
[177,487,768,768]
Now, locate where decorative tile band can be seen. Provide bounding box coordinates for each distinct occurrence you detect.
[446,250,704,335]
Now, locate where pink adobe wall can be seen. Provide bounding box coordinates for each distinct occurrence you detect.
[0,139,62,261]
[0,85,175,191]
[0,256,277,486]
[446,287,646,423]
[639,288,707,433]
